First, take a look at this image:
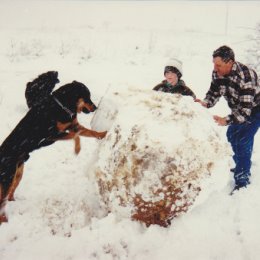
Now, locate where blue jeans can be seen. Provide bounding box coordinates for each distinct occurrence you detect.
[226,112,260,187]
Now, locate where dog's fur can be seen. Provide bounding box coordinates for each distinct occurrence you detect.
[0,81,106,223]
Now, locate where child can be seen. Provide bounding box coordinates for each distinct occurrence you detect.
[153,58,196,99]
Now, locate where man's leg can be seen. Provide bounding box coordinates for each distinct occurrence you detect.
[227,118,259,188]
[227,125,239,170]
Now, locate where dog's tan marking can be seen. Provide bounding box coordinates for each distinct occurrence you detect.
[8,163,24,201]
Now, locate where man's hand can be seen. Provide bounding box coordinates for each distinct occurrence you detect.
[213,115,227,126]
[194,98,208,108]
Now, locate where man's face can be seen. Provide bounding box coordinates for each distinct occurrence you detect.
[165,71,178,86]
[213,57,233,77]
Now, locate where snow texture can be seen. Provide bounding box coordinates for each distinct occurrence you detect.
[0,1,260,260]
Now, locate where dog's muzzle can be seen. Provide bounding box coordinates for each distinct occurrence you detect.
[83,103,97,114]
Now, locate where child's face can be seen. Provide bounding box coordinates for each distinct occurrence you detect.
[165,71,178,86]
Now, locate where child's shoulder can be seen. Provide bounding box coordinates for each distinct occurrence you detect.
[178,79,186,86]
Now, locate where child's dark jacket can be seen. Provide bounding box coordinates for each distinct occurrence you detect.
[153,80,196,99]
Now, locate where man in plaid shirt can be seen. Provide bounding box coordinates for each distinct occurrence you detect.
[196,45,260,194]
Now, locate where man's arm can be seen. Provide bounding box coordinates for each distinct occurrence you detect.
[203,81,222,108]
[195,79,223,108]
[194,98,208,107]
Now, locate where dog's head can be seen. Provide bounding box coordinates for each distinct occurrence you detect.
[74,81,97,114]
[53,81,97,115]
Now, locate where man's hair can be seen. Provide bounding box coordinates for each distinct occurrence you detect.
[212,45,235,63]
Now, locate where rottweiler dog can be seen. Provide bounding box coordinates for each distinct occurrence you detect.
[0,81,106,223]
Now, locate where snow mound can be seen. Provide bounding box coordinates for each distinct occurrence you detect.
[91,88,229,227]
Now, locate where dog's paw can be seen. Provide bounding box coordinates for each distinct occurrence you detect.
[75,145,81,155]
[97,131,107,140]
[8,196,15,201]
[0,213,8,224]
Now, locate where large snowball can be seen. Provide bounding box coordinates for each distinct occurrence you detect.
[91,88,229,227]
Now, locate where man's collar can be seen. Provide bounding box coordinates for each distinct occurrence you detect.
[229,61,238,76]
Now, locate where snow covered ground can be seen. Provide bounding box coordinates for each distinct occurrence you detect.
[0,1,260,259]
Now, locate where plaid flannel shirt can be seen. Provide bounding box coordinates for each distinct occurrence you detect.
[204,61,260,124]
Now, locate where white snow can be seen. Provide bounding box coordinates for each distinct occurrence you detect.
[0,1,260,260]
